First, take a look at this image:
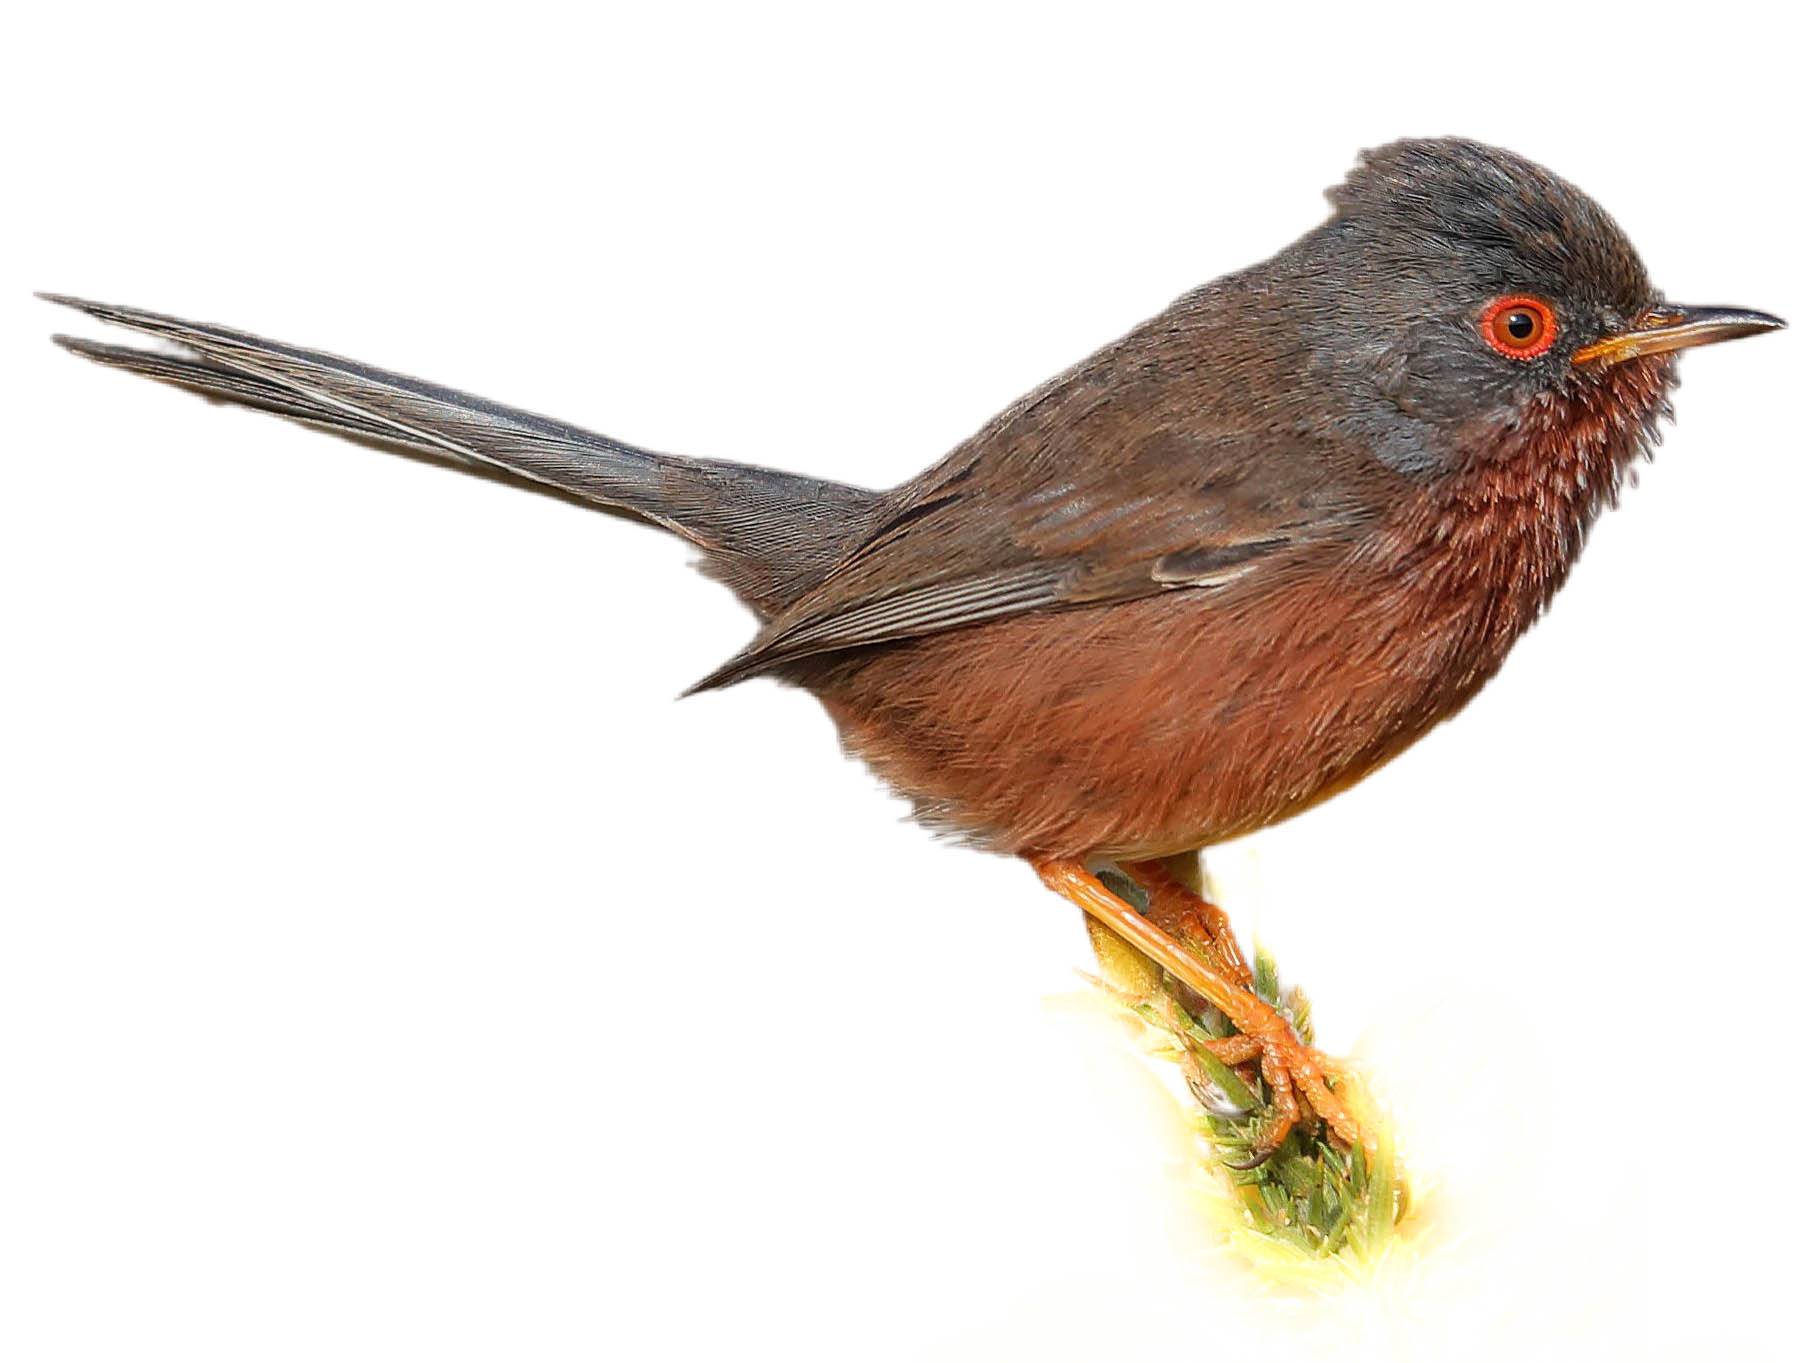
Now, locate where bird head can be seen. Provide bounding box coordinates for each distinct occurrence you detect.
[1285,138,1782,474]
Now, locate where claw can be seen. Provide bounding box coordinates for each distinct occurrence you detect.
[1224,1145,1278,1171]
[1185,1066,1256,1120]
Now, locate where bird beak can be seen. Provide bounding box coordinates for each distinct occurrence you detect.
[1573,304,1786,368]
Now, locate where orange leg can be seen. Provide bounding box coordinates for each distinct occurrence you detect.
[1121,858,1253,988]
[1033,857,1371,1160]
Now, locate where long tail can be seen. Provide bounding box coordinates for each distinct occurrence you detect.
[42,294,879,618]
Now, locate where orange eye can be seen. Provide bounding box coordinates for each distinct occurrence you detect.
[1480,295,1558,359]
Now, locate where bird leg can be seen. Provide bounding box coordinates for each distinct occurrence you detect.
[1120,858,1253,988]
[1031,857,1370,1162]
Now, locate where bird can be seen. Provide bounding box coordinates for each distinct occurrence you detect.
[42,137,1783,1160]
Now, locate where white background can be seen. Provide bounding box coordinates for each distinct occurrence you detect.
[4,4,1812,1359]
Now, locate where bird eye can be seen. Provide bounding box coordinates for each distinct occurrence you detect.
[1479,295,1558,360]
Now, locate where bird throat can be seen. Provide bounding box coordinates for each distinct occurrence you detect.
[1376,355,1676,692]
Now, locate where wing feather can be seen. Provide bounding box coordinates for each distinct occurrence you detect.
[688,300,1390,690]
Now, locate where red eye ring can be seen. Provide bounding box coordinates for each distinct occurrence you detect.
[1479,295,1558,360]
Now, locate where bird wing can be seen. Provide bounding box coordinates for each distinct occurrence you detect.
[691,338,1382,691]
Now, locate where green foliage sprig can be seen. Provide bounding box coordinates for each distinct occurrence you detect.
[1088,863,1406,1264]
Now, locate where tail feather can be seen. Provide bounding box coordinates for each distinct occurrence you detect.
[43,294,880,617]
[52,334,465,459]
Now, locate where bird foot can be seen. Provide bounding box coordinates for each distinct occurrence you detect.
[1033,856,1374,1165]
[1194,1020,1367,1166]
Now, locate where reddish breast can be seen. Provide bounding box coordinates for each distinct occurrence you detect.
[808,356,1675,860]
